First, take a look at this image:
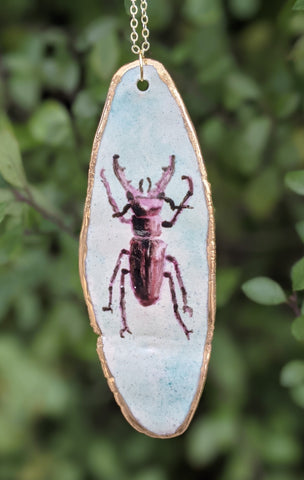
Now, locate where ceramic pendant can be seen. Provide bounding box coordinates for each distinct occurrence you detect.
[79,59,216,438]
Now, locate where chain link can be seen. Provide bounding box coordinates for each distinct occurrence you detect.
[130,0,150,56]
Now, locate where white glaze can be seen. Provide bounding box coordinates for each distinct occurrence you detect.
[85,64,210,436]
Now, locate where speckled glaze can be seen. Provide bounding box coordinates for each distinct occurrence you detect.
[79,60,215,438]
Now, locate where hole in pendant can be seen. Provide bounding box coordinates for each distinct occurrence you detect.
[137,79,149,91]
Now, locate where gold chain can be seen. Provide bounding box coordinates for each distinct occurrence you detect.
[130,0,150,56]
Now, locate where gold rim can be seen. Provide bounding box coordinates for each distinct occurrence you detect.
[79,58,216,439]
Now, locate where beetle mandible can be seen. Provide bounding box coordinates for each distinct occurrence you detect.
[100,154,194,339]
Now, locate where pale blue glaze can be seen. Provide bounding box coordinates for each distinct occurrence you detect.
[85,64,210,436]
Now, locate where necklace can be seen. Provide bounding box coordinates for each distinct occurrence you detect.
[79,0,216,438]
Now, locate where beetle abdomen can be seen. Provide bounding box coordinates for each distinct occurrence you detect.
[130,238,166,306]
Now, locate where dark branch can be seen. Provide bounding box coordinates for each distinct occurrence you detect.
[287,292,301,317]
[12,187,76,239]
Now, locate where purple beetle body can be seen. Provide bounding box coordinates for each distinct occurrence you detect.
[100,154,194,339]
[130,238,166,306]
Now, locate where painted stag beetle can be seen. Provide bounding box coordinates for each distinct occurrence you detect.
[100,154,194,339]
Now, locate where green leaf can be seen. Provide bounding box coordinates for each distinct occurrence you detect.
[0,336,71,423]
[124,0,130,15]
[148,0,173,31]
[133,468,168,480]
[183,0,223,26]
[291,257,304,291]
[89,30,119,80]
[0,128,27,188]
[42,57,79,94]
[200,118,226,150]
[293,0,304,10]
[76,17,117,50]
[242,277,287,305]
[291,316,304,341]
[186,412,237,467]
[0,202,8,223]
[285,170,304,195]
[290,384,304,408]
[27,184,61,217]
[0,188,24,224]
[260,431,301,466]
[229,0,260,19]
[79,18,119,81]
[3,48,42,111]
[244,168,281,220]
[211,328,247,405]
[222,449,256,480]
[40,30,80,94]
[217,267,241,307]
[290,37,304,77]
[292,127,304,163]
[72,90,99,119]
[280,360,304,387]
[242,117,272,174]
[223,72,260,111]
[228,116,272,176]
[9,75,40,112]
[28,101,73,147]
[88,439,123,478]
[295,220,304,242]
[51,460,83,480]
[272,92,300,119]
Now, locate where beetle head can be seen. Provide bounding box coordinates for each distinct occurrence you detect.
[113,154,175,199]
[113,154,175,216]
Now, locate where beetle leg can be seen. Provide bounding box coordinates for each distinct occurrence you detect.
[112,203,132,218]
[162,176,193,228]
[103,249,130,313]
[100,169,131,224]
[160,195,192,211]
[166,255,193,317]
[119,268,132,338]
[164,272,193,340]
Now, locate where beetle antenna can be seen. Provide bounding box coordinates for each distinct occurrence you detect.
[152,155,175,193]
[113,155,138,196]
[147,177,152,192]
[139,179,144,192]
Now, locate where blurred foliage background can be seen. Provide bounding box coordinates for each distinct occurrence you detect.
[1,0,304,479]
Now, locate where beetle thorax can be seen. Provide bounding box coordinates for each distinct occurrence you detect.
[131,196,163,217]
[131,196,163,238]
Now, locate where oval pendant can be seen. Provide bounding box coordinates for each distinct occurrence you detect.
[79,59,216,438]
